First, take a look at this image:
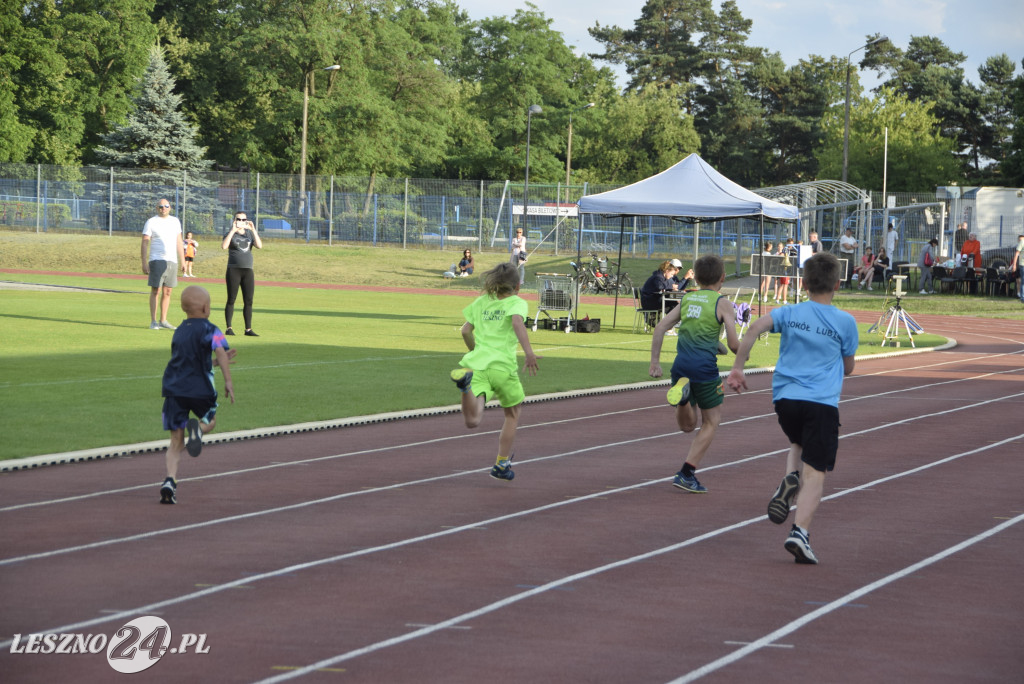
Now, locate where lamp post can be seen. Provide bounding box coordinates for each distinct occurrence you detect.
[523,104,542,232]
[565,102,595,187]
[299,64,341,215]
[843,36,887,184]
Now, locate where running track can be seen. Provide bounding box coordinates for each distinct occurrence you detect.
[1,311,1022,683]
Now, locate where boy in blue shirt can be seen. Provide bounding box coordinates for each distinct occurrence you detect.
[727,253,858,564]
[648,255,740,493]
[159,285,236,504]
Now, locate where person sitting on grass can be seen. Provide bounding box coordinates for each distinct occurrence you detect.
[457,249,475,277]
[450,262,541,481]
[159,285,236,505]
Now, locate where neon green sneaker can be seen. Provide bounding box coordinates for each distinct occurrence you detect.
[667,377,691,406]
[450,368,473,392]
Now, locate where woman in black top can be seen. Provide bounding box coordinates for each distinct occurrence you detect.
[640,260,682,313]
[221,211,263,336]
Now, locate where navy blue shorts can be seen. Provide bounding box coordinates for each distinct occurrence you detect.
[162,396,217,431]
[774,399,840,473]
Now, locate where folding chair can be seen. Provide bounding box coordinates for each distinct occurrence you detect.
[632,287,660,333]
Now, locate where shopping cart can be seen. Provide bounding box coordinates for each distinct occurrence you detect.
[532,273,576,332]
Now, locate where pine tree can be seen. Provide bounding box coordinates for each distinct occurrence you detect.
[93,46,217,232]
[94,46,210,173]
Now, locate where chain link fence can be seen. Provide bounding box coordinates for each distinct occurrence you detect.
[2,163,1020,269]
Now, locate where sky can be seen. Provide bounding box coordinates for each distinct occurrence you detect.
[454,0,1024,90]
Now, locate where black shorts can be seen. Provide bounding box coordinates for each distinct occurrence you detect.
[774,399,840,473]
[162,395,217,431]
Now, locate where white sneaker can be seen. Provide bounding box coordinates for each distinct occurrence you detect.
[867,285,873,291]
[919,289,927,295]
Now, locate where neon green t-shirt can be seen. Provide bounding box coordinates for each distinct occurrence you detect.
[459,293,528,373]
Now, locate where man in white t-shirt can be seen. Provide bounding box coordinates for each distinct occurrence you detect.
[141,199,185,330]
[838,228,858,287]
[885,223,899,259]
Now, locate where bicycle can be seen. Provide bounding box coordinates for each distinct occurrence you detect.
[570,253,633,295]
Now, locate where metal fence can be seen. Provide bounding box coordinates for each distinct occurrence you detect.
[1,163,1020,271]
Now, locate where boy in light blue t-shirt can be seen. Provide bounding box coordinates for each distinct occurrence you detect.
[727,253,858,565]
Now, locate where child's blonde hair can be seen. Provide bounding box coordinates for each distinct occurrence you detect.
[483,262,520,296]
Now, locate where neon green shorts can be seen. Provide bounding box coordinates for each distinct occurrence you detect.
[470,366,525,408]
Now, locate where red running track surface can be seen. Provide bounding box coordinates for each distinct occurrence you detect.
[1,312,1022,683]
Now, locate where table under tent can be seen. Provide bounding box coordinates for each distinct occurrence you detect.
[574,154,800,329]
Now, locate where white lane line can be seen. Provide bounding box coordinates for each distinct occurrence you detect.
[667,513,1024,684]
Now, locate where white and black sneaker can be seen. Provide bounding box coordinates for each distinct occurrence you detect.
[159,477,177,504]
[784,525,818,564]
[767,472,800,524]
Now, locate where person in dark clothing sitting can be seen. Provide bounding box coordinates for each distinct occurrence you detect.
[641,259,684,314]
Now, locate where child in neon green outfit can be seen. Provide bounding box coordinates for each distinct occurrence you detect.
[451,262,541,480]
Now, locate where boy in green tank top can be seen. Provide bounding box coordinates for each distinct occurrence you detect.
[649,255,740,493]
[450,262,541,481]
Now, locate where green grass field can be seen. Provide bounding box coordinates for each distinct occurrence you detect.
[2,230,1001,461]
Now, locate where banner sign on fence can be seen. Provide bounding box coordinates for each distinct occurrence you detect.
[512,203,578,217]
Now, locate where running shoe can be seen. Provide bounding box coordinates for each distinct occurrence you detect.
[767,472,800,524]
[672,470,707,493]
[225,327,235,335]
[784,526,818,564]
[450,368,473,391]
[159,477,177,504]
[667,377,691,406]
[490,454,515,481]
[244,329,259,337]
[158,320,176,330]
[186,418,202,458]
[150,321,161,330]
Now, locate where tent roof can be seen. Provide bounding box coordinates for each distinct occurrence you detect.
[577,153,799,222]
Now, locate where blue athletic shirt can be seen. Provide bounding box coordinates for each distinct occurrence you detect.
[769,301,859,407]
[670,289,724,383]
[162,318,230,399]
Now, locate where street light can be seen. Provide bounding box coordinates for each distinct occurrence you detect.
[843,36,887,184]
[565,102,595,187]
[299,64,341,215]
[523,104,542,233]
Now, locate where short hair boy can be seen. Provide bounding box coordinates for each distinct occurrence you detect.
[726,253,858,563]
[159,285,236,504]
[648,254,740,493]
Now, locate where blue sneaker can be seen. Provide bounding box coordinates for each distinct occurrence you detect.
[186,418,203,458]
[451,368,473,392]
[785,526,818,564]
[672,470,706,493]
[667,377,691,406]
[767,472,801,524]
[490,454,515,481]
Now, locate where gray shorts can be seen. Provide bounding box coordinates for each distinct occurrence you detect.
[148,260,178,289]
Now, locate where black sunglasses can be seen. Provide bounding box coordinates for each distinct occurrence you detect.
[158,204,170,209]
[235,217,248,222]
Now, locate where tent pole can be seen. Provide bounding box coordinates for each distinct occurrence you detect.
[613,216,625,329]
[574,212,583,328]
[758,215,764,319]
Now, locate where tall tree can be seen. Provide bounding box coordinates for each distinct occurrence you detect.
[816,87,957,191]
[1000,58,1024,186]
[975,54,1018,182]
[93,46,210,173]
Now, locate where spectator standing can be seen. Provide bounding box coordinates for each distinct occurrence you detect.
[808,232,823,254]
[953,222,969,255]
[838,228,858,288]
[183,231,198,277]
[221,211,263,337]
[1010,234,1024,304]
[142,198,185,330]
[918,238,939,295]
[510,227,527,285]
[885,223,899,259]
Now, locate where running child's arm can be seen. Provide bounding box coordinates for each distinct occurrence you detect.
[725,314,773,393]
[460,322,475,351]
[213,346,235,403]
[648,304,682,378]
[511,315,541,376]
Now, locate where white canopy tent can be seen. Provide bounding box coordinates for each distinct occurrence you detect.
[576,153,799,327]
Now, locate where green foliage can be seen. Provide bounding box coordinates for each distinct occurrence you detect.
[817,87,957,190]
